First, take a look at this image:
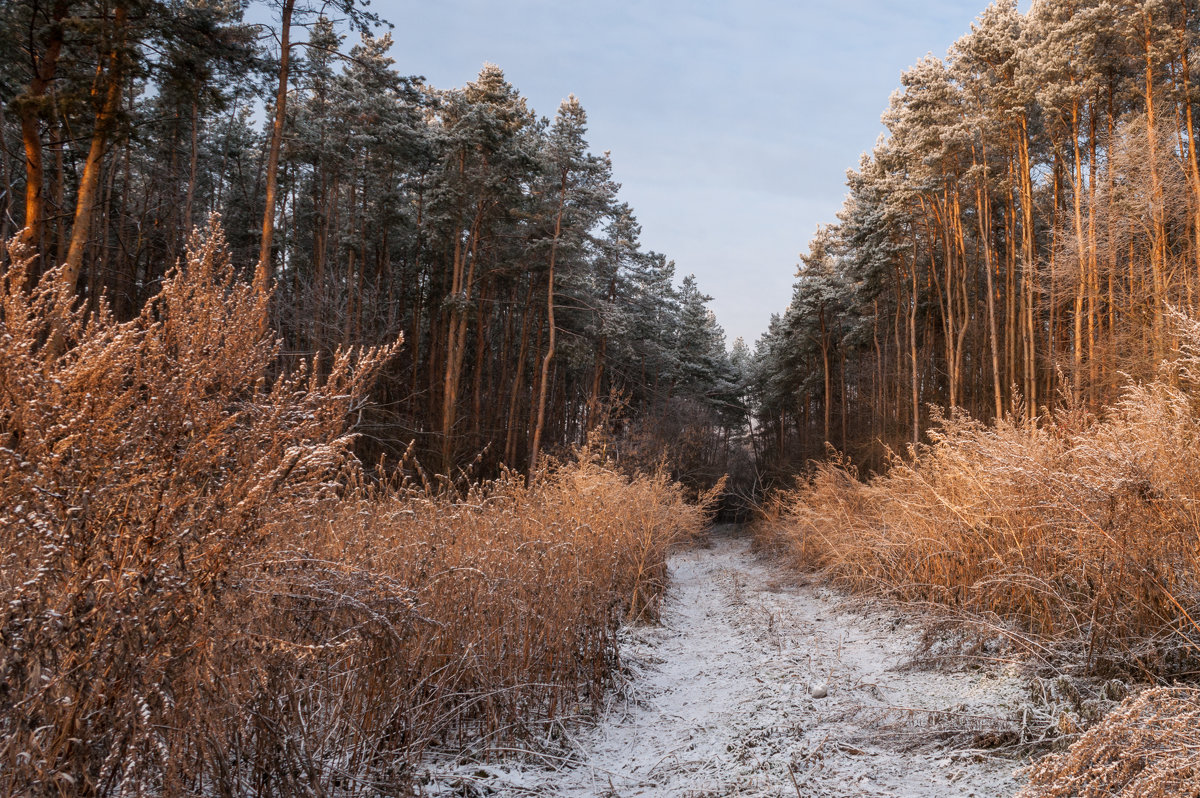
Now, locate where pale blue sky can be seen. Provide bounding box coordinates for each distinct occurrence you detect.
[381,1,1031,346]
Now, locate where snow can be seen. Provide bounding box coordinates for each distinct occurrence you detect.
[426,530,1029,797]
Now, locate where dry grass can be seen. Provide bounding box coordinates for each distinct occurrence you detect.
[756,315,1200,793]
[298,459,713,767]
[1017,687,1200,798]
[0,222,715,796]
[757,315,1200,679]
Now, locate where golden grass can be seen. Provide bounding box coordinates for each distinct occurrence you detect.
[758,318,1200,677]
[755,319,1200,793]
[1018,687,1200,798]
[0,222,715,796]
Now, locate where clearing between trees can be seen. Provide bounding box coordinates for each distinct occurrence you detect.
[429,530,1026,797]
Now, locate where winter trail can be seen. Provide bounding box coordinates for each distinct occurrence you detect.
[433,529,1026,797]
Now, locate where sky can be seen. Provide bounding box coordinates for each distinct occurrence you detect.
[379,0,1032,347]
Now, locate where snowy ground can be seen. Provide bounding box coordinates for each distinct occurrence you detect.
[426,529,1030,797]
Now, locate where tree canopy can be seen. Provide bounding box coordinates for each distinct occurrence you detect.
[0,2,747,481]
[749,0,1200,477]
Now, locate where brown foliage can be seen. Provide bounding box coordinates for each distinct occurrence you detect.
[0,222,713,795]
[0,219,398,795]
[1018,687,1200,798]
[758,314,1200,678]
[304,458,711,769]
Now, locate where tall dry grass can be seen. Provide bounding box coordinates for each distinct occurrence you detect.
[295,459,713,770]
[758,313,1200,678]
[1017,687,1200,798]
[0,223,714,796]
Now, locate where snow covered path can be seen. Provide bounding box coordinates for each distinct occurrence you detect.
[433,530,1027,797]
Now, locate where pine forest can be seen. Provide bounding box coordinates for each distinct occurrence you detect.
[3,0,1200,795]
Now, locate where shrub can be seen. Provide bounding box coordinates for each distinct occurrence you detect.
[1018,687,1200,798]
[288,456,713,779]
[0,221,398,794]
[757,314,1200,677]
[0,221,712,795]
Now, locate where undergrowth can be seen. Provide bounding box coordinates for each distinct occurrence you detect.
[1018,687,1200,798]
[758,358,1200,677]
[757,312,1200,794]
[0,222,715,796]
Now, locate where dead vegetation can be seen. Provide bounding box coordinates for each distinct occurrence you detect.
[1018,687,1200,798]
[756,311,1200,793]
[758,341,1200,677]
[0,222,715,796]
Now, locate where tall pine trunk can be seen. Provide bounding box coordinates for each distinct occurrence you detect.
[16,0,69,263]
[529,170,567,476]
[257,0,295,296]
[62,4,128,294]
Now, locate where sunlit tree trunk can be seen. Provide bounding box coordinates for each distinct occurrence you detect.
[1071,96,1087,400]
[1016,115,1038,419]
[973,140,1003,420]
[441,204,483,470]
[910,241,919,444]
[257,0,295,296]
[16,0,69,263]
[63,4,128,294]
[1142,11,1167,358]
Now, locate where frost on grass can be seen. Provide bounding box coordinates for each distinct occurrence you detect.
[1018,688,1200,798]
[754,310,1200,795]
[0,224,714,797]
[431,534,1028,798]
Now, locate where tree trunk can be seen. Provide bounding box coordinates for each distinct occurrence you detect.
[529,170,567,477]
[1143,12,1167,359]
[257,0,295,296]
[1016,115,1038,419]
[184,100,199,234]
[1182,12,1200,286]
[910,241,919,444]
[974,141,1003,421]
[441,206,483,470]
[504,283,534,465]
[819,304,832,446]
[16,0,70,263]
[62,4,128,294]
